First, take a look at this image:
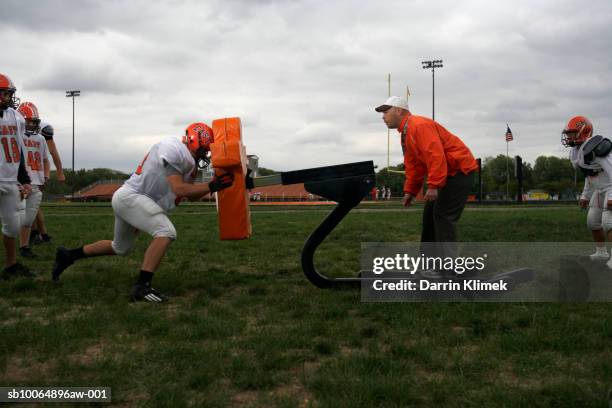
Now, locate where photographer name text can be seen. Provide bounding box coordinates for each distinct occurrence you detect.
[372,279,508,292]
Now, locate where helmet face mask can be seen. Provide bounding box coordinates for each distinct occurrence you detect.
[562,116,593,147]
[195,147,211,169]
[25,118,41,136]
[561,130,579,147]
[0,89,18,110]
[0,74,19,110]
[10,94,20,110]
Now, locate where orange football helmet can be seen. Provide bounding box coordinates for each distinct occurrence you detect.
[562,116,593,147]
[183,122,214,168]
[0,73,19,110]
[18,102,41,135]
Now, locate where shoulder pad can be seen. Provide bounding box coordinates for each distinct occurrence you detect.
[40,125,54,140]
[594,136,612,158]
[583,135,612,164]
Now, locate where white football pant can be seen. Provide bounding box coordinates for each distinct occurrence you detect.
[0,181,22,238]
[20,186,43,228]
[110,186,177,256]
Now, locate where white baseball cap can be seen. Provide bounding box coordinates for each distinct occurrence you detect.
[375,96,409,112]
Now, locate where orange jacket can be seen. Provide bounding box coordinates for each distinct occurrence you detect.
[399,114,478,195]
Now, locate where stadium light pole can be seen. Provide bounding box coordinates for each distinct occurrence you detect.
[421,60,443,120]
[65,90,80,198]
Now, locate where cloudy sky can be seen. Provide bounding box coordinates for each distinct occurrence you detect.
[3,0,611,173]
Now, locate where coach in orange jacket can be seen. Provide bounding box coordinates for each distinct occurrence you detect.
[376,96,478,263]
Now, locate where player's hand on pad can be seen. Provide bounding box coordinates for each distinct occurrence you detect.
[208,172,234,193]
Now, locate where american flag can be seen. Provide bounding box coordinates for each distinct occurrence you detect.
[505,125,513,142]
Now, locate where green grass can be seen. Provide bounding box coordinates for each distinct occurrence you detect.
[0,203,611,407]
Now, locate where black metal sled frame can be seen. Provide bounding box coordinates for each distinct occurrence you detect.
[285,161,376,288]
[254,160,534,291]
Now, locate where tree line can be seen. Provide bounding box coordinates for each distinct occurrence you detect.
[41,157,582,200]
[45,168,129,197]
[375,155,582,199]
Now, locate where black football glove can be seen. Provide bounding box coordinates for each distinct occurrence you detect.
[208,172,234,193]
[245,168,254,189]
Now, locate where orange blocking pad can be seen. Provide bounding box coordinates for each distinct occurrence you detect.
[210,117,252,240]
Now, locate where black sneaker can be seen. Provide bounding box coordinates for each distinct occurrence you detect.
[52,247,73,281]
[130,283,168,303]
[2,263,37,280]
[19,246,36,259]
[40,234,52,243]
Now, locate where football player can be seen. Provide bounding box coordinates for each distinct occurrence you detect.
[29,118,64,245]
[16,102,50,258]
[52,122,234,302]
[564,116,612,265]
[0,73,34,279]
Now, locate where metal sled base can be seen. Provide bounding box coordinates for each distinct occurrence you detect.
[254,161,376,288]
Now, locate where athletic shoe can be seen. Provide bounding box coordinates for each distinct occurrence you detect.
[19,246,36,259]
[130,283,168,303]
[589,250,609,261]
[2,263,37,280]
[40,234,52,243]
[52,247,73,281]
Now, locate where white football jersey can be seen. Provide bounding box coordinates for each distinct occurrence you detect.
[570,141,612,200]
[0,108,26,182]
[22,132,49,186]
[123,136,196,212]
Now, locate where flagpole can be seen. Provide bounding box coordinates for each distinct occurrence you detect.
[387,73,391,171]
[506,140,509,201]
[505,123,511,201]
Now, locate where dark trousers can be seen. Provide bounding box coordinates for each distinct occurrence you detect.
[420,171,474,259]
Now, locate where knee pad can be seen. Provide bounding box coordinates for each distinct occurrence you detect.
[2,216,20,238]
[587,207,603,230]
[0,185,22,238]
[21,210,36,228]
[111,240,135,256]
[602,210,612,232]
[152,222,177,241]
[22,191,43,228]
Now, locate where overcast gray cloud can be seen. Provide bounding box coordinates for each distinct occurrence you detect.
[3,0,611,173]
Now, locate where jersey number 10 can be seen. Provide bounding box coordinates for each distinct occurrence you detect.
[0,137,20,163]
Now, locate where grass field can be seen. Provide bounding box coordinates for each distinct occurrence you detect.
[1,203,611,407]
